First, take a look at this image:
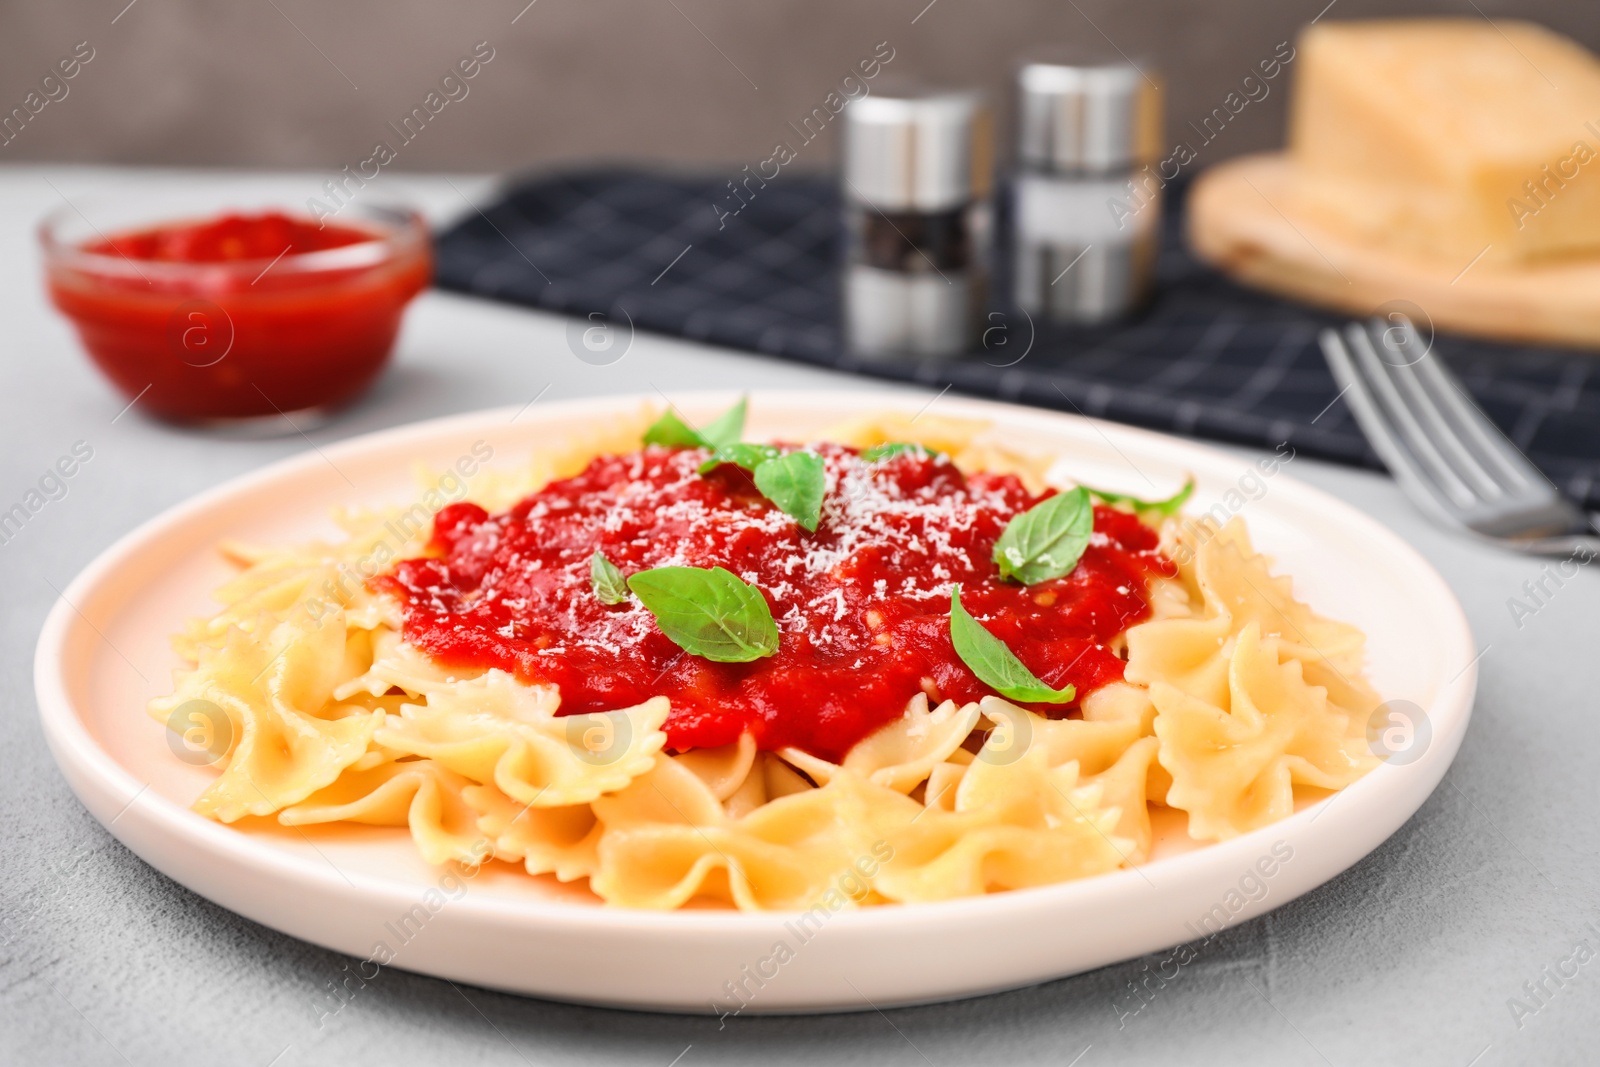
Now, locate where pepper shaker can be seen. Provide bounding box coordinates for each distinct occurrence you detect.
[1012,57,1163,325]
[841,88,993,359]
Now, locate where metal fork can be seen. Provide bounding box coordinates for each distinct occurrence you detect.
[1319,318,1600,555]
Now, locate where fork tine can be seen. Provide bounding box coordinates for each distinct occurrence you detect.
[1402,328,1547,494]
[1318,327,1463,521]
[1342,323,1480,510]
[1367,320,1503,502]
[1323,319,1591,550]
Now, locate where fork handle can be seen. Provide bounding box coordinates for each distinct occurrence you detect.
[1501,516,1600,558]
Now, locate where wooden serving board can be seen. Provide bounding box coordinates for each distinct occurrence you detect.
[1187,153,1600,350]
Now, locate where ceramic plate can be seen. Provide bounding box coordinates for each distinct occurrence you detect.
[34,392,1475,1013]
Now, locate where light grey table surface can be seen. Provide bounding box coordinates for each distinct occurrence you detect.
[2,168,1596,1067]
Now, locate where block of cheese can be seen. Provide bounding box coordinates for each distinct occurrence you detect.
[1287,19,1600,263]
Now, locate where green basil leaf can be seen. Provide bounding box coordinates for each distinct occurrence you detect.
[992,486,1094,584]
[642,396,747,450]
[641,409,705,448]
[697,442,782,475]
[626,565,779,662]
[753,450,826,532]
[589,550,631,605]
[949,586,1075,704]
[1080,476,1196,517]
[696,396,747,449]
[861,442,944,462]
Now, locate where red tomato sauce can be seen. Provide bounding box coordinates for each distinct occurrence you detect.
[85,212,372,263]
[377,445,1174,762]
[47,211,429,421]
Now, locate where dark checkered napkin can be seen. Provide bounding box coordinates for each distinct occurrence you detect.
[433,170,1600,509]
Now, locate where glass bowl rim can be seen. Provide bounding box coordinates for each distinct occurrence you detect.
[38,200,431,283]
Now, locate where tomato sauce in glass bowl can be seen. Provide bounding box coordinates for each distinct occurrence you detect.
[42,205,430,424]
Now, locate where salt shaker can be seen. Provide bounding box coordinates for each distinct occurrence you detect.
[841,88,993,359]
[1012,58,1163,325]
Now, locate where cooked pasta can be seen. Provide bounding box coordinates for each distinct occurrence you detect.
[149,404,1382,910]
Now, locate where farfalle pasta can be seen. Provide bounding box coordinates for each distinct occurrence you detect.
[150,403,1383,910]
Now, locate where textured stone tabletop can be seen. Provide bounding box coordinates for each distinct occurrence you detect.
[1,168,1596,1066]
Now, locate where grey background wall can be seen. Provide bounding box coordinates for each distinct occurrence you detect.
[2,0,1597,178]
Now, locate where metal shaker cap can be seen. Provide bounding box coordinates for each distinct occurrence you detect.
[1017,57,1162,172]
[843,88,992,213]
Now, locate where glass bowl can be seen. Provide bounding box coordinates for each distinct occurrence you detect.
[42,195,431,425]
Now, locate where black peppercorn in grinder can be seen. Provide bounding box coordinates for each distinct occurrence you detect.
[841,88,993,360]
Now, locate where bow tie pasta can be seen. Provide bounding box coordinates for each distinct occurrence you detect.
[150,411,1382,910]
